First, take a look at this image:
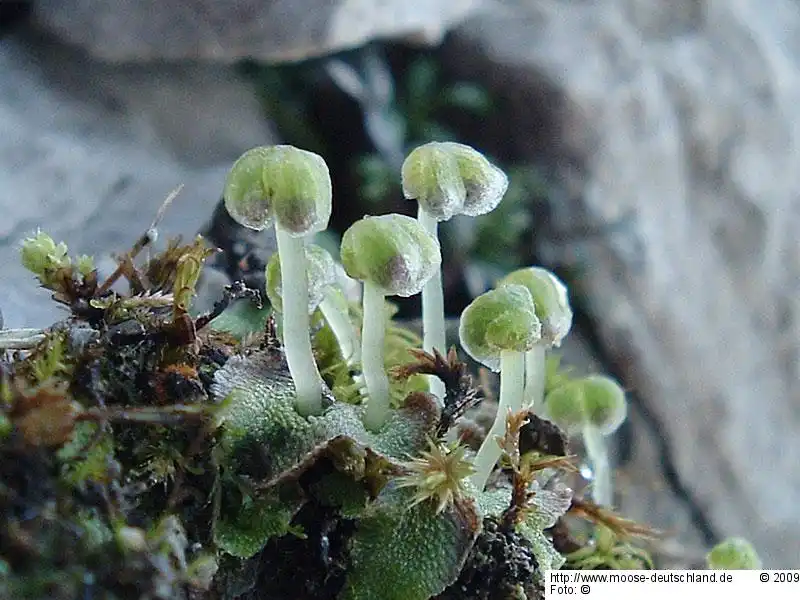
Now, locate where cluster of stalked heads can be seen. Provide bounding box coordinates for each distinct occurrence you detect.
[221,141,627,500]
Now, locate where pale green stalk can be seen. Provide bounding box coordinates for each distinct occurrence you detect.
[361,280,391,432]
[582,424,611,506]
[319,292,360,365]
[469,349,525,491]
[275,226,323,417]
[523,345,547,409]
[418,206,446,400]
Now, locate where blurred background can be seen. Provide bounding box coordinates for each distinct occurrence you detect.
[1,0,798,567]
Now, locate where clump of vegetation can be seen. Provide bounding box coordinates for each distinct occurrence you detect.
[0,143,760,600]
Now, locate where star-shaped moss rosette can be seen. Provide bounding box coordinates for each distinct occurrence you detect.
[395,438,475,515]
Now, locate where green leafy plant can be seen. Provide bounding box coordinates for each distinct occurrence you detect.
[0,141,763,600]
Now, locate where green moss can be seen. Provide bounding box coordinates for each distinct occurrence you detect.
[57,421,115,486]
[566,525,654,570]
[215,489,302,559]
[28,332,70,385]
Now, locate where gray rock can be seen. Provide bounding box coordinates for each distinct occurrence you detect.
[33,0,482,63]
[0,29,277,328]
[454,0,800,566]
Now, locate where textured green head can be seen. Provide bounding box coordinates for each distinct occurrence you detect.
[499,266,573,347]
[581,375,627,435]
[223,145,332,235]
[458,284,542,372]
[401,143,465,221]
[543,380,587,434]
[544,375,627,435]
[402,142,508,221]
[340,214,441,297]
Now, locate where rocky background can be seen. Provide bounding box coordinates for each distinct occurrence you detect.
[1,0,798,568]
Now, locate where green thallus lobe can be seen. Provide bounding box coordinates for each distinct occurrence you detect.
[224,145,332,417]
[341,214,441,432]
[402,142,508,400]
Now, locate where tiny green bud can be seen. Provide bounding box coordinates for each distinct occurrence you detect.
[499,266,572,347]
[265,244,338,313]
[76,255,96,278]
[582,375,627,435]
[402,142,508,220]
[20,231,70,278]
[706,537,761,569]
[543,380,587,433]
[340,214,441,297]
[223,145,332,235]
[458,284,542,372]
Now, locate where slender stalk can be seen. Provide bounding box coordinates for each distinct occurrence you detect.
[469,349,525,491]
[361,280,391,431]
[274,226,323,417]
[582,424,612,506]
[418,207,446,400]
[319,292,360,366]
[523,345,547,410]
